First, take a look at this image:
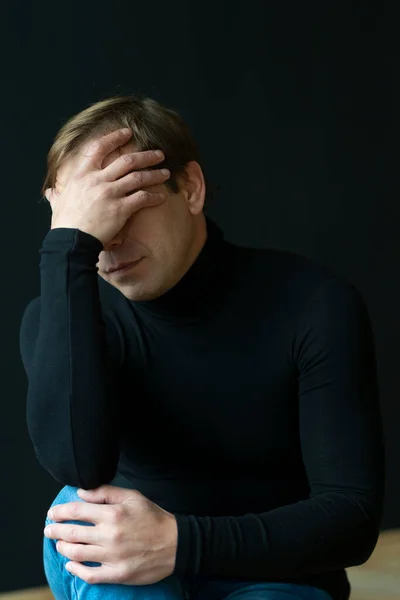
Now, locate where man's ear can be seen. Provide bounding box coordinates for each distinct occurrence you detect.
[181,161,206,216]
[44,188,55,210]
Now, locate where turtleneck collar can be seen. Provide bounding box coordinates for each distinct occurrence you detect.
[132,217,231,323]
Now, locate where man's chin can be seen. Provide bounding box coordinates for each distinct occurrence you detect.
[115,281,162,302]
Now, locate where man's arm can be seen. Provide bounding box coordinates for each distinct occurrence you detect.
[19,228,124,489]
[172,277,385,580]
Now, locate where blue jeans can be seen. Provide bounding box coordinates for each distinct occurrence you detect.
[43,486,332,600]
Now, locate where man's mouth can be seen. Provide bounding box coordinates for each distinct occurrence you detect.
[107,259,144,274]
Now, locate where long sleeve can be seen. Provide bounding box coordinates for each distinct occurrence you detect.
[173,277,385,580]
[19,228,124,490]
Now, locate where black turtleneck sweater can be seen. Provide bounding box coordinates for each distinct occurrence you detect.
[19,217,385,600]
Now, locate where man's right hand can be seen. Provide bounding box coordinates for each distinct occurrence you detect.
[44,128,171,247]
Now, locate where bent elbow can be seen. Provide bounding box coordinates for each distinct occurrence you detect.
[34,447,118,490]
[349,523,381,567]
[342,508,382,569]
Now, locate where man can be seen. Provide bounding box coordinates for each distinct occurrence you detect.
[19,95,385,600]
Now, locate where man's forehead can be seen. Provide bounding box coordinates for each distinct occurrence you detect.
[56,139,138,188]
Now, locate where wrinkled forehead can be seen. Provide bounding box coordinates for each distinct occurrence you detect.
[56,139,139,189]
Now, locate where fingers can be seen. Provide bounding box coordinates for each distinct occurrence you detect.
[78,128,133,174]
[77,484,142,505]
[56,540,104,565]
[62,562,122,585]
[48,501,111,525]
[123,188,167,211]
[102,148,166,182]
[112,167,171,199]
[45,522,98,544]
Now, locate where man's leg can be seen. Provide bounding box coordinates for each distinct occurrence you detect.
[43,485,187,600]
[191,579,333,600]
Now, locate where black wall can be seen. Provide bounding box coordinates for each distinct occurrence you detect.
[1,1,395,592]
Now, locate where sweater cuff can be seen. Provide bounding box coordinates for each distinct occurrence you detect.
[173,513,192,578]
[40,228,104,260]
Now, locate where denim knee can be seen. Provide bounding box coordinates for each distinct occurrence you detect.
[43,485,188,599]
[48,485,83,513]
[45,485,99,568]
[46,485,95,528]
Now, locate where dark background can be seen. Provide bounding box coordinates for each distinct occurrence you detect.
[1,1,395,593]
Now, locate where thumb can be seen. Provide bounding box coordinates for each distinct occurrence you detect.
[77,484,136,504]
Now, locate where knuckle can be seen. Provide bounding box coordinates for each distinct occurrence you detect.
[97,180,115,201]
[119,565,131,583]
[111,528,123,544]
[87,169,99,182]
[135,189,149,202]
[88,138,103,153]
[71,546,83,561]
[110,505,122,523]
[69,526,78,541]
[98,181,112,198]
[86,572,98,584]
[81,172,97,189]
[121,153,135,166]
[70,503,81,518]
[131,170,144,185]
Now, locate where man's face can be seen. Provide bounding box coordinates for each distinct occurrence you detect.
[55,141,207,301]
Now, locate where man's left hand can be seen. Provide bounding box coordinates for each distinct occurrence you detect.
[44,485,178,586]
